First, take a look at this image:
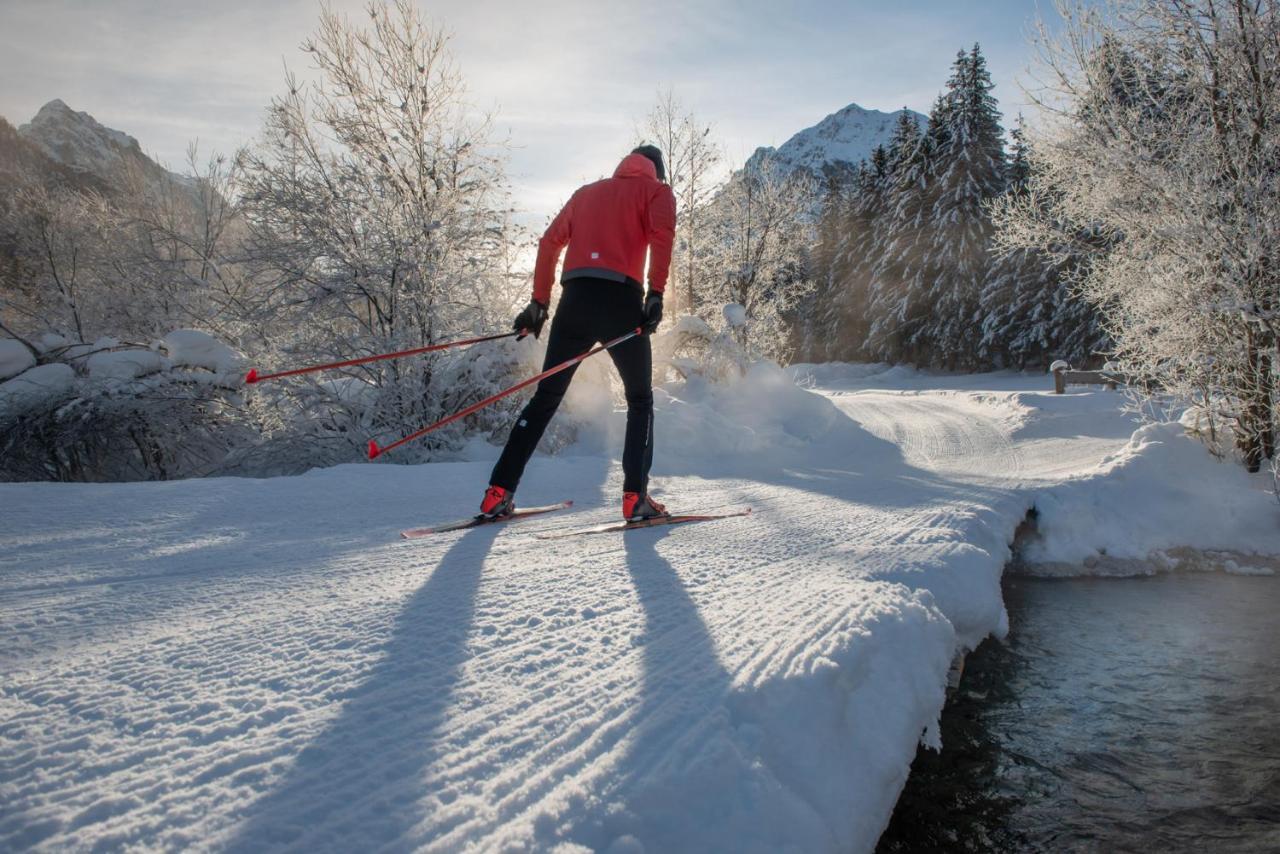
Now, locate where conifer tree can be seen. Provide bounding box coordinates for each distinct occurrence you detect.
[795,171,854,360]
[981,118,1109,369]
[914,45,1006,369]
[864,110,928,362]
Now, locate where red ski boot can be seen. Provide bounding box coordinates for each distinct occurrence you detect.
[622,492,668,522]
[479,485,514,519]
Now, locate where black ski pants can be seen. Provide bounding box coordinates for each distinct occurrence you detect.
[489,278,654,495]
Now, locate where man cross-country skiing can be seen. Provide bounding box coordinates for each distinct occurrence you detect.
[479,145,675,522]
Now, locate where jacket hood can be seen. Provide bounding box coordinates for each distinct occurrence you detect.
[614,152,658,180]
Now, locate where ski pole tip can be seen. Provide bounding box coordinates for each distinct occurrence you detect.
[367,439,382,460]
[244,368,259,385]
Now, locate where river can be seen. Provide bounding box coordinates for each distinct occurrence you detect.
[877,572,1280,852]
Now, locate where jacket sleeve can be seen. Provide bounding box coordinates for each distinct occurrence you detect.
[644,184,677,294]
[532,193,576,304]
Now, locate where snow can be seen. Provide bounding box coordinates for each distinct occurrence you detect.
[722,303,748,329]
[85,348,172,380]
[666,314,714,339]
[0,362,75,413]
[36,332,72,353]
[162,329,246,373]
[0,339,36,381]
[1021,417,1280,574]
[2,365,1275,851]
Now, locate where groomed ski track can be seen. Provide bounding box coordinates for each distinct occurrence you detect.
[0,370,1135,852]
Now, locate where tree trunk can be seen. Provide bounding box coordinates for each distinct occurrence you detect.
[1239,326,1272,473]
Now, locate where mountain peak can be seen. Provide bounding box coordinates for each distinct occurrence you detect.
[20,99,142,171]
[39,98,71,114]
[745,102,928,183]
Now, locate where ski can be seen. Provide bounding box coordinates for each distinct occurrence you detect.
[400,500,573,539]
[536,507,752,539]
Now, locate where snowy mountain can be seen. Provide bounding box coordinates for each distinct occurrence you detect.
[16,99,188,194]
[745,103,927,183]
[0,115,109,194]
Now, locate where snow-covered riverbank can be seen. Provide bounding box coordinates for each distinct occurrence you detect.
[3,365,1274,851]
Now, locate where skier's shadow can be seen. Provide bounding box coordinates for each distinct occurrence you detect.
[572,531,735,849]
[226,524,500,852]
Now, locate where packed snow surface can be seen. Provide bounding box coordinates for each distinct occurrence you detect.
[3,365,1274,851]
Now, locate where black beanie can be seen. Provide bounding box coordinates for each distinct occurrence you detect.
[631,145,666,182]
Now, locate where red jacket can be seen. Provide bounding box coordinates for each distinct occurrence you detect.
[532,153,677,304]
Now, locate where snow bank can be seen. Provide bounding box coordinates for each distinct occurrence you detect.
[1024,418,1280,574]
[162,329,245,373]
[0,339,36,381]
[0,363,75,413]
[86,348,172,380]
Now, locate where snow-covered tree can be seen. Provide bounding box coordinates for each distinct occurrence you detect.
[638,89,722,313]
[1,184,107,344]
[864,109,930,363]
[795,166,858,360]
[996,0,1280,471]
[808,153,888,362]
[700,155,817,361]
[980,118,1109,369]
[237,0,526,465]
[911,46,1007,369]
[1,142,249,346]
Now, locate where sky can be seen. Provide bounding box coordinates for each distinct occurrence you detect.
[0,0,1059,223]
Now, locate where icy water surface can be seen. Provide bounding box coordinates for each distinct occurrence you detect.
[878,573,1280,853]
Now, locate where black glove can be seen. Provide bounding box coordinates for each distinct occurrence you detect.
[514,299,549,339]
[641,291,664,334]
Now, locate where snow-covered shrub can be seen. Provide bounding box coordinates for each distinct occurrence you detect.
[237,333,536,474]
[0,336,255,482]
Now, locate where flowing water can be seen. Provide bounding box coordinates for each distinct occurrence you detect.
[878,572,1280,853]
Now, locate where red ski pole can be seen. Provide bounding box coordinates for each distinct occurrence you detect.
[243,329,527,385]
[367,327,642,460]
